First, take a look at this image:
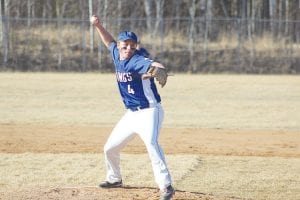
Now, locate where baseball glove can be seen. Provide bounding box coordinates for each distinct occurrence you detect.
[143,66,168,87]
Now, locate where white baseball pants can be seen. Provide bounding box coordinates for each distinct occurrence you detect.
[103,103,172,190]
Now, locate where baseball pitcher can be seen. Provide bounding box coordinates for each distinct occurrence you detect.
[90,15,174,200]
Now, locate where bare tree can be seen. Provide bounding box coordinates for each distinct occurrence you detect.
[27,0,32,27]
[144,0,154,33]
[269,0,277,37]
[103,0,108,26]
[296,1,300,43]
[1,0,10,65]
[248,0,256,70]
[153,0,164,36]
[55,0,69,70]
[0,0,3,66]
[285,0,289,35]
[117,0,122,30]
[204,0,212,64]
[188,0,196,72]
[89,0,93,54]
[220,0,229,17]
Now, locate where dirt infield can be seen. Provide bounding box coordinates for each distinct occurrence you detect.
[1,124,299,157]
[1,186,242,200]
[0,124,299,200]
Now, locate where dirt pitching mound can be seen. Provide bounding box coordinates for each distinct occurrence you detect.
[1,186,243,200]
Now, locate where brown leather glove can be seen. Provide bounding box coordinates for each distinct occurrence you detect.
[142,66,168,87]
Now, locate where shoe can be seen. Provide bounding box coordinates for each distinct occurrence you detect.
[99,180,122,188]
[160,185,175,200]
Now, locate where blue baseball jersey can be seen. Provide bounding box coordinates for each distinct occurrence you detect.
[138,47,150,58]
[109,42,161,110]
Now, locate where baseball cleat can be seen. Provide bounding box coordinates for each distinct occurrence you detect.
[160,185,175,200]
[98,180,123,188]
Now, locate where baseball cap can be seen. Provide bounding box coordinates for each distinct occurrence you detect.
[117,31,138,43]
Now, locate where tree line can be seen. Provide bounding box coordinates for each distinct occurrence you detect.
[0,0,299,73]
[1,0,299,27]
[2,0,300,19]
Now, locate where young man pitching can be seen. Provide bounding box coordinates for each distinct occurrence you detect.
[90,15,174,200]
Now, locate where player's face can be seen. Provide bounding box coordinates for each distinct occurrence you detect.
[118,40,137,60]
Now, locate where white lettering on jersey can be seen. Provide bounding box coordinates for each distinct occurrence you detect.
[116,72,133,82]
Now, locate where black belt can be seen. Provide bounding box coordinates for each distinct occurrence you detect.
[129,105,149,112]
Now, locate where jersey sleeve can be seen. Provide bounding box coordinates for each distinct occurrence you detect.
[137,48,150,58]
[134,56,153,74]
[108,42,119,62]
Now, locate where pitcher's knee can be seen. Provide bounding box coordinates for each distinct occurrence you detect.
[104,143,120,156]
[103,144,112,155]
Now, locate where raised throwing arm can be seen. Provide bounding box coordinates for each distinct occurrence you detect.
[90,15,114,48]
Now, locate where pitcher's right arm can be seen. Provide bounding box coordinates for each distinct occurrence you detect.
[90,15,114,48]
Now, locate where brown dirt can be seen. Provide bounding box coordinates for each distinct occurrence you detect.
[1,186,243,200]
[0,123,299,157]
[0,123,299,200]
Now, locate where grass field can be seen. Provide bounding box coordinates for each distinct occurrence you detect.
[1,73,299,129]
[0,73,299,200]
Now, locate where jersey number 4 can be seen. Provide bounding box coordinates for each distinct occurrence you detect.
[128,84,135,94]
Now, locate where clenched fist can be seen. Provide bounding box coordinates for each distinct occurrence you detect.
[90,15,100,26]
